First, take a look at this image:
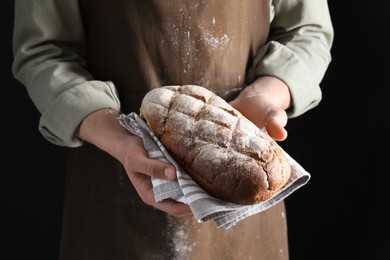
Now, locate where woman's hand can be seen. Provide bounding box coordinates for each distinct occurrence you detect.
[119,134,192,217]
[229,76,291,141]
[75,108,193,217]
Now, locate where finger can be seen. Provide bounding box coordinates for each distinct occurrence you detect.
[126,167,155,200]
[124,149,177,181]
[139,156,177,180]
[127,170,193,217]
[153,199,193,218]
[265,108,288,141]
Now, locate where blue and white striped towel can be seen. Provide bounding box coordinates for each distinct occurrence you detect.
[118,112,311,229]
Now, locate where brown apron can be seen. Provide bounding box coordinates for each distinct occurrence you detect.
[60,1,289,259]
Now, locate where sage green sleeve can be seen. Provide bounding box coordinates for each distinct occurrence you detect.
[12,0,333,148]
[251,0,334,117]
[12,0,121,147]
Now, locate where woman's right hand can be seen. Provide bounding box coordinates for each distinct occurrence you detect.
[75,108,193,217]
[119,134,193,217]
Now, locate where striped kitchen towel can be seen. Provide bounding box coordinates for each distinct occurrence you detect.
[118,112,311,229]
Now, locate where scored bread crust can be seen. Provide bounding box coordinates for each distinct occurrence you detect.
[140,85,291,205]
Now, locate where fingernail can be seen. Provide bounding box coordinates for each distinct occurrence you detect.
[164,168,175,179]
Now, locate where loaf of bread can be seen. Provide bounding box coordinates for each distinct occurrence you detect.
[140,85,291,205]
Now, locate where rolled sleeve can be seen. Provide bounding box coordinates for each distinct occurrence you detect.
[254,41,323,117]
[252,0,334,117]
[39,81,120,147]
[12,0,121,147]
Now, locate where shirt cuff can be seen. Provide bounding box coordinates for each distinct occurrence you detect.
[252,41,322,118]
[38,80,121,147]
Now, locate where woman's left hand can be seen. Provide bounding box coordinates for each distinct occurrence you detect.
[229,76,291,141]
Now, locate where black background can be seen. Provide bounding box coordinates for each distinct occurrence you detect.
[2,1,389,259]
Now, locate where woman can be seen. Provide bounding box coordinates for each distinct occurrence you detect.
[12,0,333,259]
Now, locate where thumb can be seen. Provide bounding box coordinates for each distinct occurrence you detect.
[125,149,178,181]
[139,157,177,181]
[265,108,288,141]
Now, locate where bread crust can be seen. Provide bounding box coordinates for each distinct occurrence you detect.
[140,85,291,205]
